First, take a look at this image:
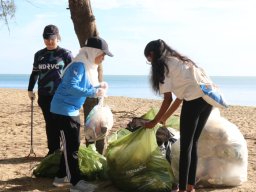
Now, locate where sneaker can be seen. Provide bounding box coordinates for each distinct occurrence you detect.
[53,176,70,187]
[70,180,96,192]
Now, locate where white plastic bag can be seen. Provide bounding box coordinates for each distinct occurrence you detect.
[84,98,114,142]
[171,108,248,187]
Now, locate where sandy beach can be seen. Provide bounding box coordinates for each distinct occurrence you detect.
[0,88,255,192]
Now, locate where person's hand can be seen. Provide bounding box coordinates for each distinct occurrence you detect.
[159,118,167,126]
[95,88,106,97]
[144,120,158,129]
[100,81,108,89]
[28,91,36,100]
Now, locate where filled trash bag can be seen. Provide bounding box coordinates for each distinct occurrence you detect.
[79,144,108,180]
[33,145,107,180]
[141,107,180,130]
[84,98,114,142]
[108,128,131,143]
[171,108,248,187]
[106,127,175,192]
[32,150,62,178]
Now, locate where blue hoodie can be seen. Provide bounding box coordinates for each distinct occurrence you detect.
[50,61,97,116]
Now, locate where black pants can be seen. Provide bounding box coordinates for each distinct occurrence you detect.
[53,114,81,185]
[179,97,212,190]
[38,95,60,153]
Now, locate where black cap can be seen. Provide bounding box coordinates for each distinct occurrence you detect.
[43,24,59,39]
[85,37,113,57]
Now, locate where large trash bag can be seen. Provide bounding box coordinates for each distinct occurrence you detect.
[108,128,131,143]
[79,144,108,180]
[84,98,114,142]
[126,108,180,133]
[171,108,248,187]
[32,150,62,178]
[106,127,175,192]
[33,145,107,180]
[141,107,180,130]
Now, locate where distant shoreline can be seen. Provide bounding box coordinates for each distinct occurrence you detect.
[1,74,256,106]
[0,88,255,108]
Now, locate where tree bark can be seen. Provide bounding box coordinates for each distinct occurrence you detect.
[68,0,104,124]
[68,0,98,47]
[68,0,103,81]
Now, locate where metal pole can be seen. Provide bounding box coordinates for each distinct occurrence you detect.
[27,99,36,157]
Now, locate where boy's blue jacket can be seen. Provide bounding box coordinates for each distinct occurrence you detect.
[50,62,97,116]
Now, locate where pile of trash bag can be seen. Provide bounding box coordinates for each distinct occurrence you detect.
[106,127,175,192]
[171,108,248,187]
[33,106,248,190]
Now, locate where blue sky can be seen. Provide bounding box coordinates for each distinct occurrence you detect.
[1,0,256,76]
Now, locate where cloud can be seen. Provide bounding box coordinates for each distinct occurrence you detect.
[30,0,68,6]
[1,0,256,76]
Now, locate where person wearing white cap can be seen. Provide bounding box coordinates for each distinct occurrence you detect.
[50,36,113,192]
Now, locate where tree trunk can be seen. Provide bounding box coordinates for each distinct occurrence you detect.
[68,0,104,127]
[68,0,98,47]
[68,0,103,81]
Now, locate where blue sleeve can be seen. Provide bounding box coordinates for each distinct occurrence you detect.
[63,62,97,97]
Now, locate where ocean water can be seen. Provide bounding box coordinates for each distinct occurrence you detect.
[0,74,255,106]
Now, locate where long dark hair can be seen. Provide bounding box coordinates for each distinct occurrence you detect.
[144,39,195,93]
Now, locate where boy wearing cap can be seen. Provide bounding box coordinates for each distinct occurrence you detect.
[28,24,73,156]
[50,36,113,192]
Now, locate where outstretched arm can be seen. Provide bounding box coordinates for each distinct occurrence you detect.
[160,97,182,125]
[144,92,173,129]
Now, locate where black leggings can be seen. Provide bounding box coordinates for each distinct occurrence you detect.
[38,95,60,153]
[179,97,212,190]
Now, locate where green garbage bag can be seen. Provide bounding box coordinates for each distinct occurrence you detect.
[106,128,175,192]
[32,150,62,178]
[33,145,107,180]
[108,128,131,143]
[79,144,108,180]
[141,107,180,130]
[141,107,159,120]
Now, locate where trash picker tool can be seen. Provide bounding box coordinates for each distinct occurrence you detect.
[27,99,36,157]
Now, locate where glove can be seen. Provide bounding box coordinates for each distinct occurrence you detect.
[99,81,108,89]
[95,88,106,97]
[28,91,36,100]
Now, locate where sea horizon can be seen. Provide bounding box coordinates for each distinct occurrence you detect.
[0,74,255,107]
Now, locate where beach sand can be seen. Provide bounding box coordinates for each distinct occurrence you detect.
[0,89,255,192]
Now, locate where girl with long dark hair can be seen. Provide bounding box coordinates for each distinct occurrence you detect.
[144,39,213,192]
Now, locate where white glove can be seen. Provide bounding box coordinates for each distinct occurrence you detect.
[99,81,108,89]
[95,88,106,97]
[28,91,36,100]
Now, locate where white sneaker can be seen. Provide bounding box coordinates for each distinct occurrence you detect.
[52,176,70,187]
[70,180,96,192]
